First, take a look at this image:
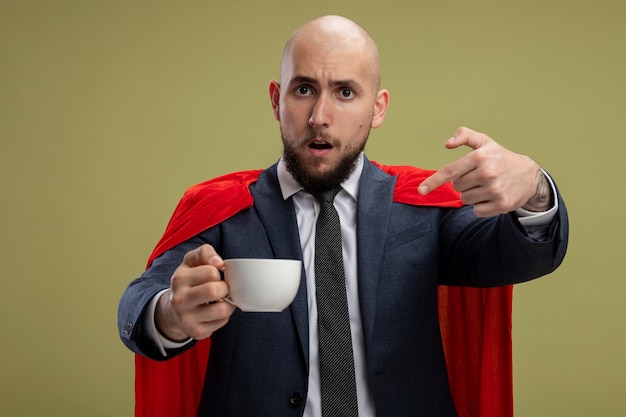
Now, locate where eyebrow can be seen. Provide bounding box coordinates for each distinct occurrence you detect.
[288,75,364,92]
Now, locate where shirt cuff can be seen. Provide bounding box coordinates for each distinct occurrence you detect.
[514,170,558,240]
[144,289,193,357]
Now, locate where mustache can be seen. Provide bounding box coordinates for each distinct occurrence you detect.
[299,130,340,146]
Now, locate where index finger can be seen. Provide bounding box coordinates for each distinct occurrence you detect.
[418,128,490,195]
[418,156,475,195]
[182,244,224,269]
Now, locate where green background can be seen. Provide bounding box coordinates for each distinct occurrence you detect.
[1,0,624,415]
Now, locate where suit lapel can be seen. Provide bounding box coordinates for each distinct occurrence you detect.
[356,160,396,347]
[250,165,309,365]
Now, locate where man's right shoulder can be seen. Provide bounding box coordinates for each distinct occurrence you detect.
[182,169,265,203]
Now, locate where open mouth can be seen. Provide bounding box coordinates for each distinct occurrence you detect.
[309,140,333,150]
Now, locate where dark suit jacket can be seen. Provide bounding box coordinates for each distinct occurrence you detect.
[119,158,568,417]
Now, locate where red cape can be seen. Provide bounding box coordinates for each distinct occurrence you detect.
[135,163,513,417]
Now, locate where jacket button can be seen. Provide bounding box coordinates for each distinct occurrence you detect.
[289,392,304,407]
[122,321,133,334]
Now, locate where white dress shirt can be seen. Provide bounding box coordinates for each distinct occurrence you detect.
[145,154,558,417]
[277,155,376,416]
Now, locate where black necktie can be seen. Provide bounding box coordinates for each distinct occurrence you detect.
[311,187,358,417]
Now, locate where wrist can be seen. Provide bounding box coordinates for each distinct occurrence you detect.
[522,168,554,212]
[155,289,191,343]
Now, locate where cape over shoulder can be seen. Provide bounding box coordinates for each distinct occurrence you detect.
[147,169,263,267]
[148,163,461,267]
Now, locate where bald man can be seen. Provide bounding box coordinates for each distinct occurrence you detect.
[119,15,568,417]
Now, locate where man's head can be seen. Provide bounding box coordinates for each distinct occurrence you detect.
[269,15,389,191]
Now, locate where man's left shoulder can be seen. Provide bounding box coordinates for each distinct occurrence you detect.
[370,161,462,208]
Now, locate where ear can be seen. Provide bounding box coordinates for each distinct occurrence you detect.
[269,80,281,121]
[371,89,389,129]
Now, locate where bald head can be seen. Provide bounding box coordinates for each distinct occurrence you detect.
[281,15,381,91]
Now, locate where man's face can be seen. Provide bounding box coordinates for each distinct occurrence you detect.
[270,39,388,191]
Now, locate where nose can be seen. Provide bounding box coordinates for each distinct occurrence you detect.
[308,94,332,128]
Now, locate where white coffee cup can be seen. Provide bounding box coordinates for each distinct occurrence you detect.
[222,258,302,312]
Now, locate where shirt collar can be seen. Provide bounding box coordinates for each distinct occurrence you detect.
[277,153,364,201]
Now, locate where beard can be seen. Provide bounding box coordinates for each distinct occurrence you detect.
[281,127,369,192]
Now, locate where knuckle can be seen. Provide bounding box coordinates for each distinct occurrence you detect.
[169,291,189,311]
[472,148,488,162]
[170,269,186,287]
[197,244,211,257]
[170,266,196,289]
[198,244,217,259]
[487,179,504,195]
[440,165,457,180]
[213,301,234,319]
[183,248,199,264]
[205,282,225,302]
[480,164,500,181]
[491,195,513,214]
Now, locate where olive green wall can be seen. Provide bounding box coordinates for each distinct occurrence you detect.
[1,0,624,415]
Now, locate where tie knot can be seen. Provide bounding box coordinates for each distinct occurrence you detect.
[309,187,341,204]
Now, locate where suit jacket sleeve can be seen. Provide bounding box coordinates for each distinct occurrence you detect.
[438,187,568,287]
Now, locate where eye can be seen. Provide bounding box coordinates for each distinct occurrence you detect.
[296,85,313,96]
[339,88,355,99]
